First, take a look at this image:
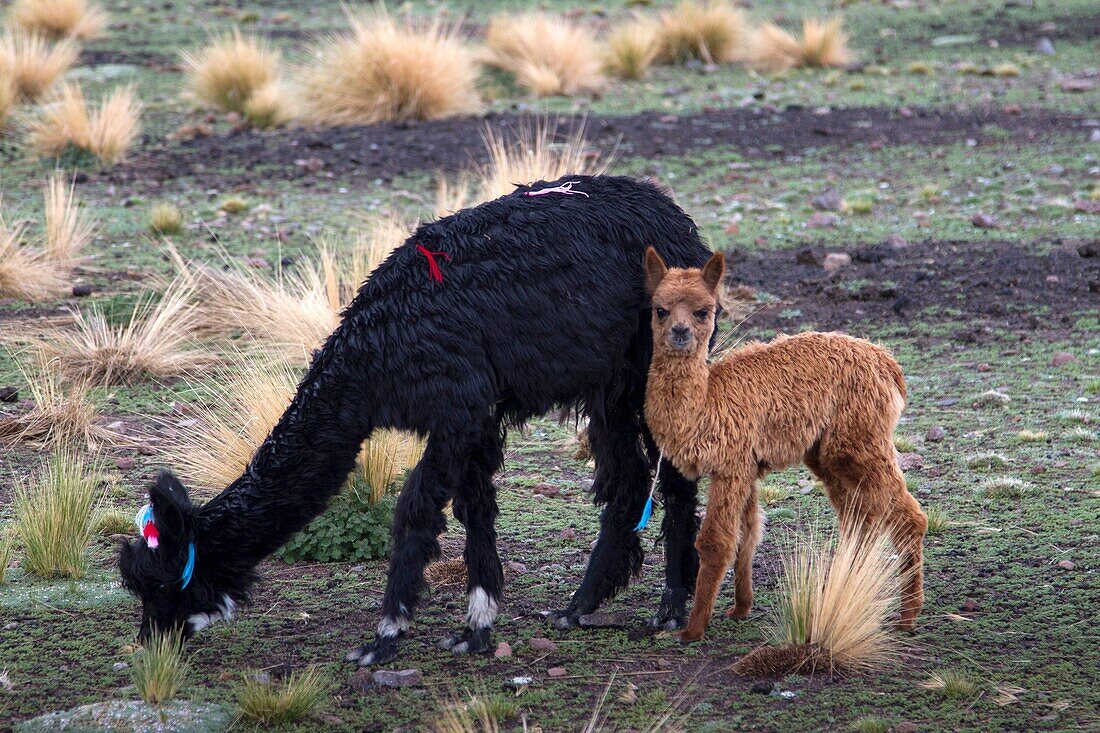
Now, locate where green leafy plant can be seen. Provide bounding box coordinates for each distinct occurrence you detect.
[278,488,395,563]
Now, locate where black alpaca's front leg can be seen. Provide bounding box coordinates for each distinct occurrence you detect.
[551,404,649,629]
[649,458,699,631]
[346,435,467,666]
[440,424,505,655]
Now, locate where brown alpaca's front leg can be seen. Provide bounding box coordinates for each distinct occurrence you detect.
[681,476,743,642]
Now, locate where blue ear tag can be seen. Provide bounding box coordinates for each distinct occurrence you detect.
[180,543,196,590]
[634,454,663,533]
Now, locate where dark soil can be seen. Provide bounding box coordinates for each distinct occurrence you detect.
[110,107,1086,186]
[727,238,1100,340]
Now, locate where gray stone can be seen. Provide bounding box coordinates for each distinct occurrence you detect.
[1035,37,1055,56]
[372,669,421,688]
[811,192,842,212]
[15,700,233,733]
[822,252,852,274]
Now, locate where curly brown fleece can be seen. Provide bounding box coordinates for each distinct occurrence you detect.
[643,248,927,642]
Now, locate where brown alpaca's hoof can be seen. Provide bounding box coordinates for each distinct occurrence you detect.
[679,627,704,643]
[725,605,751,620]
[894,618,917,632]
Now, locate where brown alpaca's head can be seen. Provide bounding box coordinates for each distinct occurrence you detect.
[644,247,724,358]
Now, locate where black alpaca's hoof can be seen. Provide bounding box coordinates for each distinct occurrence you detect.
[345,635,401,667]
[547,609,581,630]
[648,591,688,631]
[438,627,493,655]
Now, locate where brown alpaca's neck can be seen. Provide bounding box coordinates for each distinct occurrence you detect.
[645,350,711,477]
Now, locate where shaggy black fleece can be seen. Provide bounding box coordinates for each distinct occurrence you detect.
[119,175,713,663]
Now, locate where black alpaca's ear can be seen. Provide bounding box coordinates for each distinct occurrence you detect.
[644,247,668,297]
[701,252,725,294]
[149,470,193,541]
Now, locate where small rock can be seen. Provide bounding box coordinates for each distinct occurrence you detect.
[897,453,924,471]
[112,662,129,671]
[970,213,999,229]
[0,386,18,403]
[886,233,908,249]
[895,724,919,733]
[504,676,533,690]
[1060,78,1096,93]
[534,483,560,497]
[245,256,269,269]
[528,637,557,652]
[795,247,820,266]
[349,668,373,693]
[136,444,156,456]
[4,622,18,630]
[1051,352,1077,367]
[822,252,851,274]
[72,283,93,297]
[1057,560,1075,570]
[1092,129,1100,143]
[505,561,527,574]
[578,612,631,628]
[751,680,774,694]
[976,363,993,372]
[1074,200,1100,214]
[1078,242,1099,258]
[925,427,946,442]
[559,527,576,540]
[811,192,842,212]
[494,642,512,658]
[116,457,136,470]
[1030,465,1047,476]
[806,212,839,229]
[547,667,567,678]
[1035,37,1055,55]
[960,598,981,613]
[372,669,421,688]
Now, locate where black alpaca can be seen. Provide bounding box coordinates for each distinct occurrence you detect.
[119,175,712,665]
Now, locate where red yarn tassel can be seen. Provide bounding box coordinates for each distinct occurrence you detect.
[417,244,451,283]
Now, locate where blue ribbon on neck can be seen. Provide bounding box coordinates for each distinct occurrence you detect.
[180,542,196,590]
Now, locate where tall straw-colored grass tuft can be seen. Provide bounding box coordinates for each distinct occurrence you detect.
[605,20,661,81]
[131,628,190,705]
[9,0,108,40]
[235,667,328,726]
[0,216,65,301]
[25,277,213,385]
[0,30,77,101]
[656,0,747,64]
[44,172,95,264]
[13,449,101,579]
[243,80,296,129]
[301,8,479,124]
[0,76,16,128]
[486,12,605,97]
[0,347,115,448]
[26,82,142,166]
[0,530,15,584]
[747,17,852,72]
[149,202,184,235]
[733,529,904,676]
[181,29,280,115]
[436,123,609,215]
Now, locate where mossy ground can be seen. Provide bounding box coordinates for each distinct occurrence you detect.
[1,0,1098,730]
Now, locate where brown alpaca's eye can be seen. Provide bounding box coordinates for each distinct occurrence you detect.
[694,309,709,320]
[655,307,669,320]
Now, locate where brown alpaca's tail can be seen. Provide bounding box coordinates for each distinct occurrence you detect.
[881,350,906,403]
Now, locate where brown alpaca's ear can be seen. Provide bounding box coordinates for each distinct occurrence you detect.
[644,247,668,296]
[701,252,725,294]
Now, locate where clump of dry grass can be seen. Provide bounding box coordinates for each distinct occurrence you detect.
[149,202,184,235]
[486,12,605,96]
[732,529,904,676]
[0,76,16,128]
[0,217,65,301]
[656,0,747,64]
[26,278,212,385]
[0,530,15,584]
[0,29,78,101]
[26,82,142,165]
[44,172,95,263]
[436,123,609,214]
[235,667,328,726]
[9,0,108,40]
[181,29,280,115]
[13,449,101,579]
[747,17,852,72]
[131,628,189,704]
[243,81,295,129]
[605,19,661,81]
[920,669,982,699]
[301,8,479,124]
[0,347,115,448]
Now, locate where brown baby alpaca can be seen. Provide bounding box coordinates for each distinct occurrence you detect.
[643,248,927,642]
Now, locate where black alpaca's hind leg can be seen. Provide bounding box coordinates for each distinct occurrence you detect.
[440,423,505,655]
[649,456,699,631]
[551,404,648,629]
[346,434,470,666]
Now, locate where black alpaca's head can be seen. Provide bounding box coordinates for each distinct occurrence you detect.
[118,471,238,641]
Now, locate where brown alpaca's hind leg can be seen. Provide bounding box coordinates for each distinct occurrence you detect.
[727,494,764,620]
[681,474,749,642]
[886,468,927,630]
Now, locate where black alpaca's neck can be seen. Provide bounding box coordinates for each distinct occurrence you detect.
[196,327,375,573]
